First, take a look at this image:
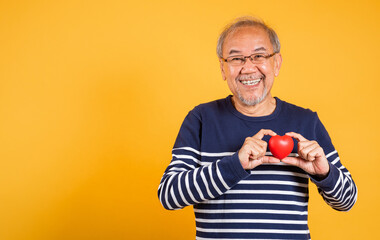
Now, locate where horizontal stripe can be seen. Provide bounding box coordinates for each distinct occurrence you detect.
[200,162,214,166]
[169,160,196,169]
[265,152,299,157]
[250,170,308,178]
[225,189,308,197]
[196,227,310,234]
[172,153,201,165]
[167,167,189,172]
[173,146,235,157]
[164,171,177,176]
[203,199,308,206]
[238,180,308,188]
[260,162,294,166]
[326,150,338,158]
[194,208,308,215]
[331,156,340,165]
[195,218,307,224]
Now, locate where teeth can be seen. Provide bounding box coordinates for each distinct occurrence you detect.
[241,79,261,86]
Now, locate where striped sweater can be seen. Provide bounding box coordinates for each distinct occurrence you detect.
[158,95,357,240]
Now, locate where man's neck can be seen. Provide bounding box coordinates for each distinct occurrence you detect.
[231,94,276,117]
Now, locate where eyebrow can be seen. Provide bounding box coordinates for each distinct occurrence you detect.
[228,47,268,56]
[228,49,241,55]
[253,47,267,52]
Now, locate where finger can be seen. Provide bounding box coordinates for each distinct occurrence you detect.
[306,146,324,161]
[299,141,319,161]
[250,148,268,160]
[298,141,317,159]
[256,139,268,154]
[247,137,267,150]
[255,144,267,159]
[254,129,277,139]
[298,139,315,151]
[244,138,267,157]
[249,156,281,169]
[281,156,302,168]
[247,146,261,160]
[261,155,281,164]
[285,132,308,142]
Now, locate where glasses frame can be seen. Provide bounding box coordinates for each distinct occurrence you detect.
[221,52,278,66]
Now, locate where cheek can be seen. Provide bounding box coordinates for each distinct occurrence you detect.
[227,67,240,79]
[259,64,270,74]
[260,61,277,75]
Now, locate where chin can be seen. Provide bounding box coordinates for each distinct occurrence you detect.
[240,96,264,106]
[238,88,268,106]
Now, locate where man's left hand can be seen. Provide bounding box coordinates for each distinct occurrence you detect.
[280,132,330,179]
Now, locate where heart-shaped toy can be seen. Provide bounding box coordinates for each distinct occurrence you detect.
[268,135,294,160]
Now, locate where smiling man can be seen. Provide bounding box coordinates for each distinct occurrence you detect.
[220,25,280,113]
[158,17,357,240]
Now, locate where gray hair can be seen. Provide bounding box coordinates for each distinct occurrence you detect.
[216,16,281,58]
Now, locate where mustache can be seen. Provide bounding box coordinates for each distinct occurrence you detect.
[236,74,265,81]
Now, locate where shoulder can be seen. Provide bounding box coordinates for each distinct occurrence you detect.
[189,96,230,120]
[277,98,328,140]
[278,97,318,120]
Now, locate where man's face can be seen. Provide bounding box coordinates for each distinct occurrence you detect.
[220,26,282,106]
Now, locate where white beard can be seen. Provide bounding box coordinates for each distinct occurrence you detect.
[236,85,268,106]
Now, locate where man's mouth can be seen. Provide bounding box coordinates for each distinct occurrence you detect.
[240,78,262,86]
[237,74,264,86]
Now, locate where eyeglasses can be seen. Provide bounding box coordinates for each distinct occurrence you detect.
[221,52,277,66]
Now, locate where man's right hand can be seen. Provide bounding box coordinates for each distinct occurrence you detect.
[238,129,280,170]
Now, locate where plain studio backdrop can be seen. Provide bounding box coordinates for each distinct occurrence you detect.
[0,0,379,239]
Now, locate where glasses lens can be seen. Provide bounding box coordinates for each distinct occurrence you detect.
[250,54,266,64]
[228,56,244,66]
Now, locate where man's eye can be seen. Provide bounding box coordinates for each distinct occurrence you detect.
[253,54,265,59]
[231,57,243,61]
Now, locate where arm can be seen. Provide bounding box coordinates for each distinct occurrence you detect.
[157,110,280,210]
[310,150,357,211]
[157,110,250,210]
[281,115,357,211]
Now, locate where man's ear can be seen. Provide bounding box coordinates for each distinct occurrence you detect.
[274,53,282,77]
[219,59,226,80]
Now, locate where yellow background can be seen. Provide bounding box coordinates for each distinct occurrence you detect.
[0,0,379,239]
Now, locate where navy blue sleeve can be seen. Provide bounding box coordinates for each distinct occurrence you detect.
[157,109,249,210]
[309,113,357,211]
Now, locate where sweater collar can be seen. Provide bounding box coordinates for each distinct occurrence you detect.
[225,95,282,121]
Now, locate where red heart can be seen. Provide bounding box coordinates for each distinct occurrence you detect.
[268,135,294,160]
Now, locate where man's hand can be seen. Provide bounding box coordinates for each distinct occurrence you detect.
[281,132,330,179]
[238,129,280,170]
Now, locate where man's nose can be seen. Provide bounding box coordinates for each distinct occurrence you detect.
[241,58,258,73]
